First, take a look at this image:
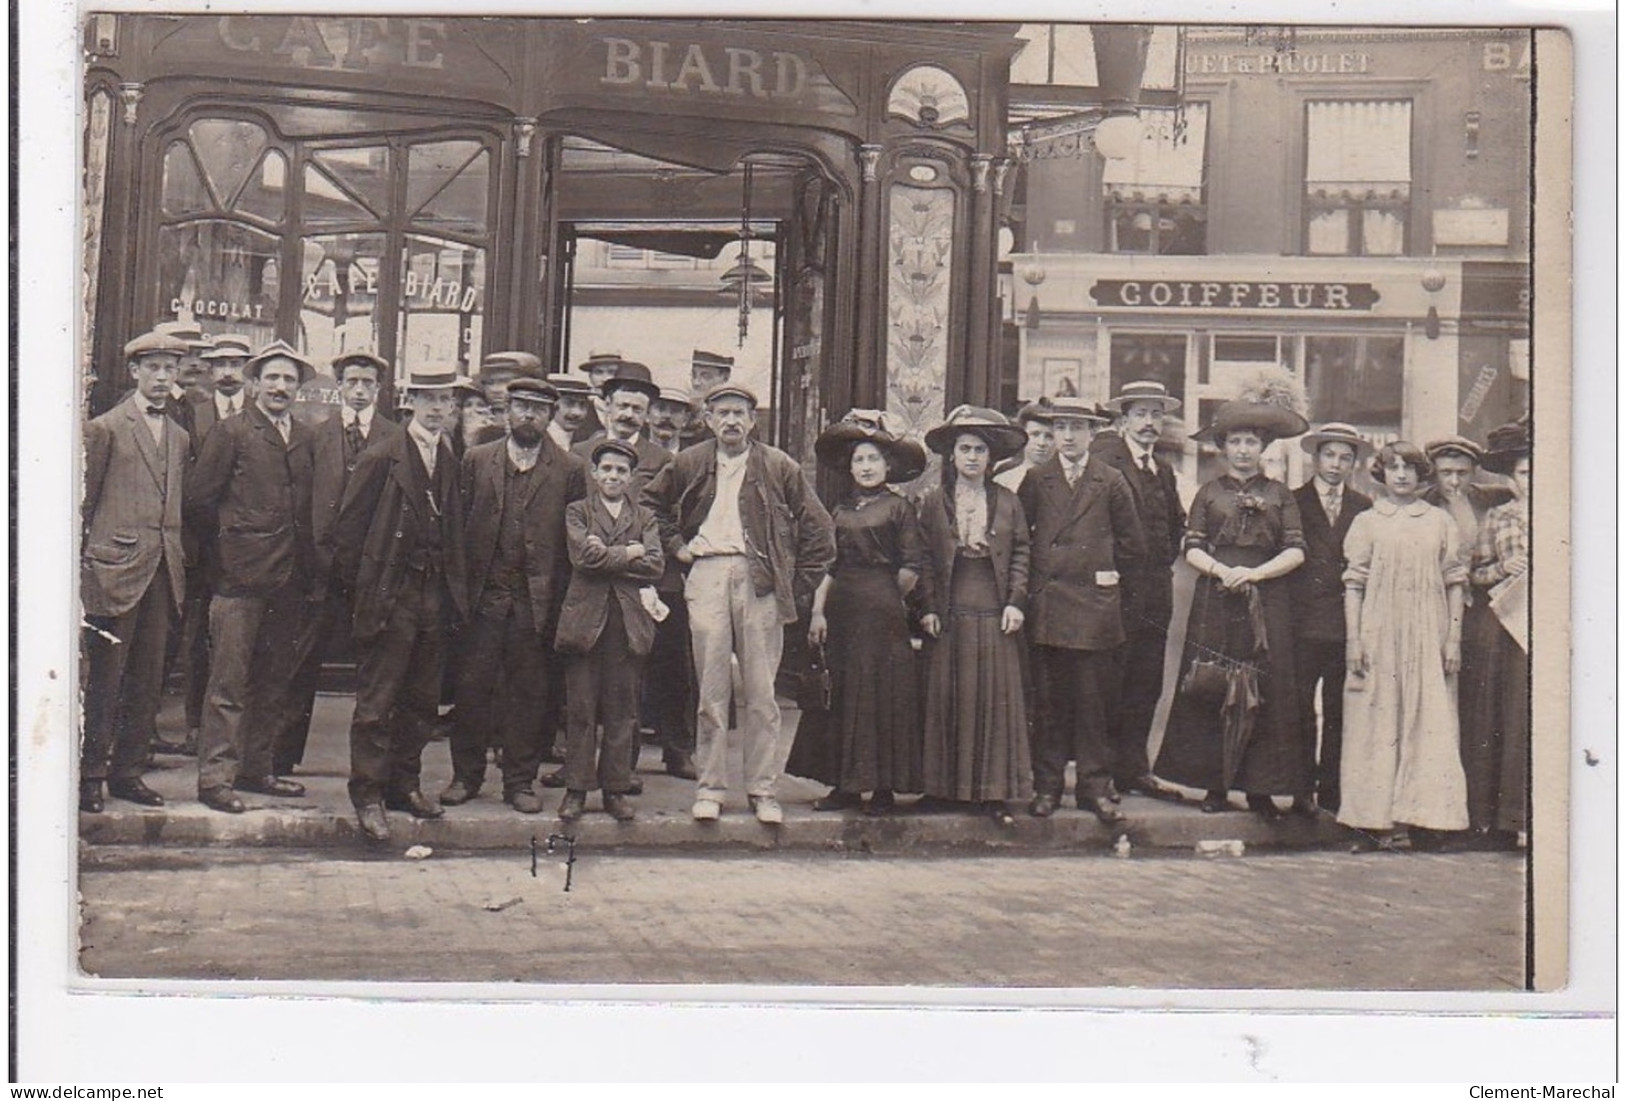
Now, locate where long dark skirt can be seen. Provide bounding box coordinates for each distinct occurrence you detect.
[1154,550,1307,796]
[786,567,922,793]
[1461,601,1529,834]
[921,555,1032,803]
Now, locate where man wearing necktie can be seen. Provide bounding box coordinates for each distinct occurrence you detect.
[332,369,473,842]
[1088,380,1189,804]
[79,330,192,813]
[1018,396,1148,826]
[1290,423,1373,816]
[183,341,317,814]
[276,352,403,776]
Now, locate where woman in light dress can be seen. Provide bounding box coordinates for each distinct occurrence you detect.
[1338,442,1469,850]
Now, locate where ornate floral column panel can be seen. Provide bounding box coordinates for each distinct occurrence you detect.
[83,89,114,405]
[885,177,956,440]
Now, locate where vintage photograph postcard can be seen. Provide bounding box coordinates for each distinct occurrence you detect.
[13,0,1612,1082]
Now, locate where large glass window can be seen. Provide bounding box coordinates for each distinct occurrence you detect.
[1304,100,1412,256]
[1104,104,1208,255]
[1303,334,1404,428]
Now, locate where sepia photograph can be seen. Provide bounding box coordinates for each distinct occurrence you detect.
[13,0,1612,1083]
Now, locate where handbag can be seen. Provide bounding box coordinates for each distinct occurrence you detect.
[799,643,834,713]
[1180,657,1231,702]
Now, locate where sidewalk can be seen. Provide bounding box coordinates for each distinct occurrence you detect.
[79,691,1358,853]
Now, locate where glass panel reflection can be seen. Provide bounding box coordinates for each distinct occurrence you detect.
[233,150,288,224]
[311,146,390,217]
[302,162,377,227]
[189,119,268,209]
[157,220,281,345]
[300,232,385,374]
[406,140,487,233]
[161,142,212,216]
[397,234,485,375]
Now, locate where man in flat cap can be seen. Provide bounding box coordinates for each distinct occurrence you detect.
[442,378,586,814]
[333,368,474,841]
[545,374,595,454]
[79,329,191,812]
[477,350,544,419]
[642,383,835,823]
[680,349,734,447]
[183,340,318,814]
[574,350,628,443]
[648,386,696,454]
[276,351,402,776]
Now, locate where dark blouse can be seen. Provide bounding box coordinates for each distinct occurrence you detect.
[1182,473,1306,556]
[832,489,925,574]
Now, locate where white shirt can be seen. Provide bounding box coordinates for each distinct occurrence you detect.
[689,445,750,556]
[1313,475,1344,519]
[1126,439,1157,475]
[214,391,243,420]
[1060,453,1089,487]
[340,405,375,438]
[992,461,1031,493]
[407,418,442,478]
[137,397,168,447]
[268,412,292,444]
[546,420,573,452]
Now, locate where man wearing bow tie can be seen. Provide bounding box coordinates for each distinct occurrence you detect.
[184,341,317,814]
[276,352,403,776]
[79,330,192,813]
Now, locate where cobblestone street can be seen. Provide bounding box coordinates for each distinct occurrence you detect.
[78,847,1526,990]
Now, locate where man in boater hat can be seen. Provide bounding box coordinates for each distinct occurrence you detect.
[1088,380,1187,803]
[332,367,474,841]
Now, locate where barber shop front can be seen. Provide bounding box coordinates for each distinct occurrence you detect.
[83,14,1023,459]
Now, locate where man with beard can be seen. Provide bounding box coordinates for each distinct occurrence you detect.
[1087,379,1187,804]
[333,368,474,841]
[158,333,255,758]
[443,378,587,814]
[649,386,695,453]
[642,384,835,823]
[184,341,317,814]
[277,351,402,776]
[79,329,191,812]
[545,374,595,453]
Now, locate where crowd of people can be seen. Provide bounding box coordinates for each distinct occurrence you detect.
[81,323,1531,852]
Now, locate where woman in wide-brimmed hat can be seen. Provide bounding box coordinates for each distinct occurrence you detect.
[1460,420,1531,849]
[1155,398,1313,820]
[913,406,1034,825]
[787,412,929,815]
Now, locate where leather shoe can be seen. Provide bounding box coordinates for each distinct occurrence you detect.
[1199,791,1231,814]
[626,777,645,796]
[505,788,544,815]
[865,790,896,817]
[663,752,698,781]
[1122,774,1185,803]
[1079,795,1127,827]
[439,779,482,806]
[199,786,246,814]
[1247,795,1287,822]
[108,778,165,807]
[558,790,587,821]
[1028,793,1057,818]
[604,792,636,822]
[356,803,391,842]
[813,791,862,812]
[385,789,444,819]
[236,775,306,798]
[79,781,105,814]
[539,768,567,789]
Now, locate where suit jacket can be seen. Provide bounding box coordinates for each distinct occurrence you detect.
[641,439,835,625]
[1018,456,1147,651]
[181,391,247,573]
[916,482,1031,618]
[554,493,665,657]
[333,428,469,642]
[311,410,403,582]
[1088,432,1184,568]
[82,394,189,618]
[183,403,315,598]
[1291,480,1373,642]
[461,436,588,632]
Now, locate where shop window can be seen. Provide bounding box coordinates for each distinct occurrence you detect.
[1303,334,1404,428]
[299,233,385,370]
[157,220,282,344]
[311,146,390,217]
[1109,332,1187,398]
[188,119,267,210]
[161,143,212,217]
[1104,104,1208,255]
[407,141,489,236]
[233,151,288,225]
[396,236,485,372]
[1304,100,1411,256]
[303,160,378,228]
[1203,333,1288,388]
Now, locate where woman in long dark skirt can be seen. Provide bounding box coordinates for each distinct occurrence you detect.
[915,406,1034,826]
[1465,420,1531,850]
[800,416,929,815]
[1154,399,1311,820]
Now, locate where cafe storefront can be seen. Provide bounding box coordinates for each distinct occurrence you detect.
[83,14,1023,458]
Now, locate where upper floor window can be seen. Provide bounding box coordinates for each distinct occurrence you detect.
[1304,99,1412,256]
[1104,103,1208,255]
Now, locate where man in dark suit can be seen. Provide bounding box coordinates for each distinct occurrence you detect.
[275,351,402,775]
[1089,380,1188,802]
[159,333,254,757]
[183,340,317,814]
[333,369,473,841]
[80,329,192,812]
[1291,423,1374,816]
[442,378,587,814]
[1018,396,1147,826]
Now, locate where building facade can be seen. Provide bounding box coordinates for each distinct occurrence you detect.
[1004,26,1535,487]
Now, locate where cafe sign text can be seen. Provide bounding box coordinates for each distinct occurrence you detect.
[1090,279,1381,312]
[599,36,811,101]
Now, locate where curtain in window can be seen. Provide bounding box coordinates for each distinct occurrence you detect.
[1103,103,1208,204]
[1305,100,1412,199]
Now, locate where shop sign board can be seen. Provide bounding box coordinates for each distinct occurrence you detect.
[1089,279,1380,311]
